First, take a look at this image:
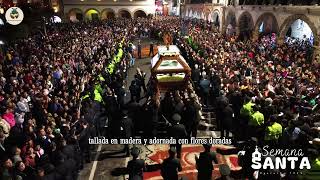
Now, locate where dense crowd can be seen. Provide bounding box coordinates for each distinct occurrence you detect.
[0,16,320,180]
[0,19,139,180]
[171,18,320,179]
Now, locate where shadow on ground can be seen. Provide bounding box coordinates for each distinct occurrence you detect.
[98,150,128,160]
[110,164,162,177]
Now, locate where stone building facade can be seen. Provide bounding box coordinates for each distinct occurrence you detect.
[62,0,155,21]
[181,1,320,61]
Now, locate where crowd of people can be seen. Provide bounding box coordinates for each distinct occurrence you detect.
[171,18,320,179]
[0,15,320,180]
[0,19,142,179]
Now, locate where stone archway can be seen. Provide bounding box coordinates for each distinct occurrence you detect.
[101,8,115,20]
[279,14,319,45]
[118,9,132,18]
[68,8,83,22]
[254,12,279,34]
[212,10,220,27]
[133,10,147,18]
[225,10,236,35]
[238,11,254,40]
[253,12,279,40]
[84,8,100,21]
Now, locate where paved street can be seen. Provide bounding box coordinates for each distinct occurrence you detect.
[78,39,157,180]
[78,39,238,180]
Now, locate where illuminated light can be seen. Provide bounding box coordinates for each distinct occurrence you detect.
[80,0,84,1]
[129,0,133,1]
[0,40,4,45]
[113,0,117,2]
[97,0,101,1]
[53,6,59,13]
[0,7,4,14]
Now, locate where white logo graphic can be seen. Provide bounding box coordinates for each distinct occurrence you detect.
[251,145,311,170]
[251,146,262,169]
[5,7,24,25]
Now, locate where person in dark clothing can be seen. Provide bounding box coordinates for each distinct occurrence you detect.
[115,85,126,109]
[211,73,222,98]
[108,109,123,139]
[149,42,154,57]
[1,157,13,180]
[127,99,142,134]
[238,138,258,179]
[221,102,234,137]
[168,113,187,159]
[36,128,52,154]
[192,64,201,84]
[195,143,218,180]
[261,98,276,122]
[127,147,145,180]
[161,147,182,180]
[13,161,27,180]
[14,161,36,180]
[104,89,119,136]
[182,98,200,137]
[121,111,134,157]
[137,41,142,59]
[200,75,211,106]
[77,121,91,168]
[136,68,147,94]
[54,153,77,180]
[160,92,175,120]
[129,80,141,103]
[104,89,119,116]
[215,94,229,137]
[228,89,243,140]
[142,96,159,138]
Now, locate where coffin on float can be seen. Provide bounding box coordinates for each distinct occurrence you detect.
[151,45,191,91]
